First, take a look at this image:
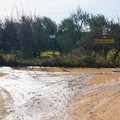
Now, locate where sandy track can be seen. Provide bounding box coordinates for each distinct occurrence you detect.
[0,67,120,120]
[71,89,120,120]
[48,84,120,120]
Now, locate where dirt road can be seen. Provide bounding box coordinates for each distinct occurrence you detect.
[0,67,120,120]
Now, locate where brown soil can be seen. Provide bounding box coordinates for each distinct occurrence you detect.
[0,73,8,77]
[49,89,120,120]
[44,68,120,120]
[91,73,120,84]
[73,89,120,120]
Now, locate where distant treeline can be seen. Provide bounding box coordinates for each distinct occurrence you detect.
[0,7,120,67]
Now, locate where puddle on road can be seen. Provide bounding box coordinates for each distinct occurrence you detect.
[90,74,120,84]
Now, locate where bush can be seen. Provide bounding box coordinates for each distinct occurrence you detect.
[107,49,120,60]
[0,52,119,67]
[0,54,16,64]
[40,51,60,58]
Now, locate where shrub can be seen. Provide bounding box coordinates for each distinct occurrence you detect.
[107,49,120,60]
[40,51,60,58]
[0,54,16,63]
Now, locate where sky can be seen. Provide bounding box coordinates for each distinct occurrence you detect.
[0,0,120,23]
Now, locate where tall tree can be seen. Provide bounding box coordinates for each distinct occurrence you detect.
[108,21,120,60]
[81,14,110,56]
[41,17,57,51]
[70,7,89,41]
[32,17,44,56]
[19,15,33,58]
[1,18,20,53]
[57,18,77,53]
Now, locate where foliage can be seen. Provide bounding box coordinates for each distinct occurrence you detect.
[40,51,60,57]
[57,18,77,53]
[107,49,120,60]
[0,54,16,65]
[0,8,119,67]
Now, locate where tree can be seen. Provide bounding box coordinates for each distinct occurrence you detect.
[41,17,57,51]
[81,14,111,57]
[1,18,20,53]
[57,18,77,53]
[32,16,57,55]
[19,15,34,58]
[108,21,120,61]
[32,17,44,56]
[70,7,89,41]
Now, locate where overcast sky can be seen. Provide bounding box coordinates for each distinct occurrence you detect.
[0,0,119,23]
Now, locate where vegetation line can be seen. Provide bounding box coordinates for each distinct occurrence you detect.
[0,7,120,67]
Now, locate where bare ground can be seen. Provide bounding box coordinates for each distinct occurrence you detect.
[0,67,120,120]
[12,67,113,73]
[0,87,13,119]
